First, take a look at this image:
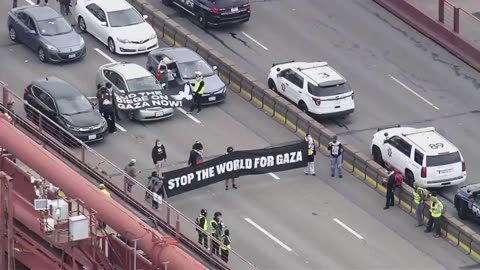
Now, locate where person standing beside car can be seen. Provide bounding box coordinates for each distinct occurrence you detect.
[151,139,167,177]
[97,86,117,133]
[328,135,344,178]
[188,71,205,115]
[413,182,431,227]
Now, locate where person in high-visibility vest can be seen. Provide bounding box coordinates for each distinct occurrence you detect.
[413,182,431,227]
[220,229,232,263]
[304,134,316,176]
[195,209,209,248]
[98,184,111,230]
[188,71,205,115]
[210,211,223,255]
[424,196,444,237]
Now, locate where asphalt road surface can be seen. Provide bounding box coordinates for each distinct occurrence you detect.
[148,0,480,220]
[0,0,477,269]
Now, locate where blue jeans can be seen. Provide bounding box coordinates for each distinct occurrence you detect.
[330,155,343,176]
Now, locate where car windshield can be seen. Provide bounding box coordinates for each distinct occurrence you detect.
[126,76,163,92]
[426,152,462,167]
[108,8,144,27]
[57,95,93,115]
[307,82,352,97]
[178,60,214,79]
[37,17,72,36]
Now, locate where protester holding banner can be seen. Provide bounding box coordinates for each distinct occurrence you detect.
[304,134,316,176]
[328,135,344,178]
[188,141,204,166]
[151,139,167,177]
[225,146,238,190]
[188,71,205,114]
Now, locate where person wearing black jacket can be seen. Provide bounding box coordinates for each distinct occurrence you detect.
[97,84,120,133]
[188,141,204,166]
[384,170,396,209]
[225,146,237,190]
[151,139,167,177]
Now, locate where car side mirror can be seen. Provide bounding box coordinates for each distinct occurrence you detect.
[143,14,148,19]
[161,83,166,89]
[29,29,36,35]
[212,66,218,71]
[118,89,125,94]
[100,21,107,26]
[88,97,98,108]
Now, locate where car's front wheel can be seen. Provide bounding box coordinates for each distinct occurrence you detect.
[9,26,18,42]
[78,16,87,33]
[37,47,46,62]
[268,79,278,93]
[108,38,116,54]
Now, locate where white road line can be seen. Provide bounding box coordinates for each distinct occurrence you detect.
[94,48,117,64]
[389,75,440,110]
[25,0,35,5]
[115,123,127,132]
[269,172,280,180]
[176,108,201,124]
[333,218,364,240]
[242,32,269,51]
[244,218,293,252]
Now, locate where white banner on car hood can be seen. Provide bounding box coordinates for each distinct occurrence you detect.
[115,84,193,110]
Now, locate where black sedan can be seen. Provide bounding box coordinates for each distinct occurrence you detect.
[24,76,107,144]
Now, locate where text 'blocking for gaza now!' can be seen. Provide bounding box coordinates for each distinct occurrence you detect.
[163,141,308,197]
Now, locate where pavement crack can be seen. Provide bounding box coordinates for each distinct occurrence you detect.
[229,32,253,49]
[431,52,480,90]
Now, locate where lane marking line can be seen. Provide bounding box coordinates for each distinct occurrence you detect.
[333,218,364,240]
[176,107,201,124]
[25,0,35,5]
[242,32,269,51]
[389,75,440,110]
[244,217,293,252]
[269,172,280,180]
[115,123,127,132]
[94,48,117,64]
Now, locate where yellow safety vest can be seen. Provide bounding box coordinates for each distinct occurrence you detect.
[210,219,218,235]
[413,190,420,204]
[198,215,208,231]
[101,189,111,198]
[58,190,66,198]
[194,80,205,95]
[431,200,443,218]
[220,235,231,251]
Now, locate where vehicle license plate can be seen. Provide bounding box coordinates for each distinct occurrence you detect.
[155,111,163,117]
[88,134,96,140]
[438,168,453,174]
[68,54,76,59]
[231,7,239,12]
[209,96,216,102]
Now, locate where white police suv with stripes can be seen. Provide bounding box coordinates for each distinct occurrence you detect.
[268,61,355,117]
[371,126,466,188]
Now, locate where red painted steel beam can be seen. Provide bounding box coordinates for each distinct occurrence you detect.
[0,116,207,270]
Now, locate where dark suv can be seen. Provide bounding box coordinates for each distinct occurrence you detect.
[162,0,250,28]
[454,183,480,222]
[24,77,108,144]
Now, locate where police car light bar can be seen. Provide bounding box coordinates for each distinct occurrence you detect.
[272,60,295,67]
[401,127,436,136]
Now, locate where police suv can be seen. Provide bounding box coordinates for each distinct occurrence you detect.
[454,183,480,221]
[162,0,251,28]
[371,126,466,188]
[267,61,355,117]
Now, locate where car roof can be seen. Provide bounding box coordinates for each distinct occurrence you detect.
[387,127,458,155]
[150,47,202,63]
[19,6,60,21]
[88,0,133,12]
[277,62,346,87]
[104,62,152,80]
[32,76,82,99]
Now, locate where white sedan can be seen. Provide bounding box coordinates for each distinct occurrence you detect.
[73,0,158,54]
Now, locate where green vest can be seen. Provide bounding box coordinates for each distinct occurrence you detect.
[414,187,429,204]
[198,215,208,231]
[431,201,443,218]
[194,80,205,95]
[210,219,218,235]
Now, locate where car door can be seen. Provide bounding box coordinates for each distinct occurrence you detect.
[35,88,60,125]
[18,13,39,50]
[284,70,304,104]
[383,136,412,173]
[95,7,110,44]
[12,12,29,42]
[85,3,107,42]
[277,69,300,102]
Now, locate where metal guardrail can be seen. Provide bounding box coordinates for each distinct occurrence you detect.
[0,82,257,270]
[124,0,480,260]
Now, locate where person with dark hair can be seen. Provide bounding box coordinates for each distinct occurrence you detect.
[105,82,121,119]
[225,146,237,190]
[97,86,117,133]
[220,229,231,263]
[384,170,396,209]
[210,211,224,255]
[151,139,167,177]
[188,141,204,166]
[196,209,208,248]
[328,135,344,178]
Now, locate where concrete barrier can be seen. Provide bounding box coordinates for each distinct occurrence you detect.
[128,0,480,261]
